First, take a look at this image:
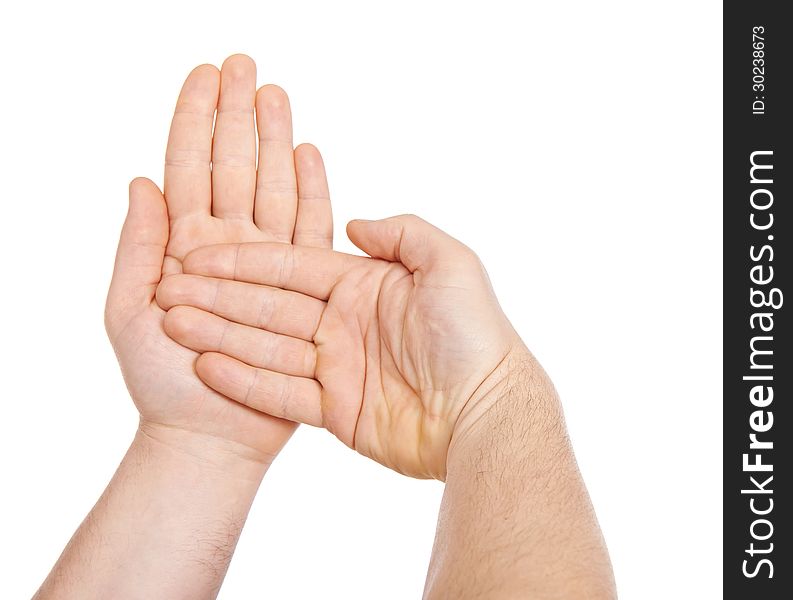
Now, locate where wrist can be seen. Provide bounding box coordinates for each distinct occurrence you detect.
[448,347,568,476]
[125,423,268,569]
[34,421,271,600]
[437,351,617,599]
[136,420,271,487]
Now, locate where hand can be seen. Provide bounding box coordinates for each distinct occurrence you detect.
[105,54,332,463]
[156,215,535,479]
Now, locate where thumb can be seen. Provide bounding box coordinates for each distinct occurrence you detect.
[346,214,468,273]
[105,177,169,336]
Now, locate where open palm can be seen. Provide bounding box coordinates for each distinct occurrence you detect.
[157,216,527,478]
[105,55,332,461]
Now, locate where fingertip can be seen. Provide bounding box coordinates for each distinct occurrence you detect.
[179,64,221,102]
[163,305,193,340]
[296,145,322,173]
[181,244,231,277]
[295,141,318,151]
[188,63,221,80]
[195,351,225,381]
[154,277,172,310]
[155,274,183,311]
[221,53,256,77]
[295,142,322,161]
[345,220,361,241]
[256,84,290,111]
[181,247,203,274]
[128,176,162,201]
[126,177,167,225]
[345,218,373,237]
[129,176,155,192]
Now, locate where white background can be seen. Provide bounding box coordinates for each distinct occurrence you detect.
[0,1,722,598]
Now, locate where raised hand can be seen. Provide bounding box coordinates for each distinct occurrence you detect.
[105,55,332,462]
[156,215,539,479]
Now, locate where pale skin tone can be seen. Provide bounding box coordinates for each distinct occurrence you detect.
[37,53,616,600]
[158,217,524,480]
[35,54,333,599]
[105,56,332,461]
[160,219,617,597]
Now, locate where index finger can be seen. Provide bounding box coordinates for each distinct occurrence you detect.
[182,242,366,300]
[164,64,219,219]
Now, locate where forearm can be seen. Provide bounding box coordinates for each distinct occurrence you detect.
[34,422,269,600]
[424,358,616,599]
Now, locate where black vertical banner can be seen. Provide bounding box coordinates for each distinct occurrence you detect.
[724,2,791,598]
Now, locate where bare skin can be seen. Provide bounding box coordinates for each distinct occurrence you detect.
[35,54,332,600]
[427,366,617,599]
[105,56,332,461]
[158,216,618,597]
[37,53,616,599]
[158,217,520,479]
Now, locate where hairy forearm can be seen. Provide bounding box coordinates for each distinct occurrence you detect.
[34,423,269,600]
[424,358,616,599]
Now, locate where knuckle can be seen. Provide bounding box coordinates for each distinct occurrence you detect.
[257,332,276,366]
[276,246,296,289]
[277,375,292,418]
[211,152,255,169]
[256,178,297,196]
[216,319,233,352]
[294,229,332,247]
[243,369,260,408]
[255,290,276,329]
[304,344,317,378]
[165,147,211,169]
[398,213,422,226]
[462,245,481,265]
[173,100,214,118]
